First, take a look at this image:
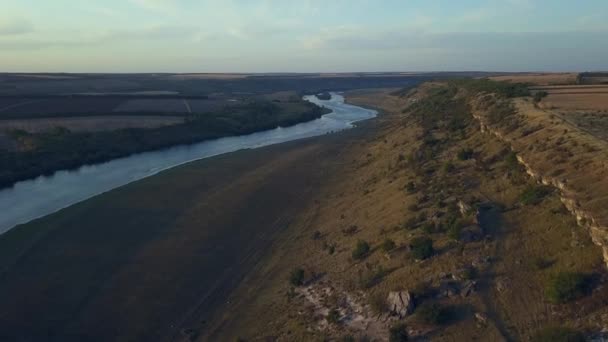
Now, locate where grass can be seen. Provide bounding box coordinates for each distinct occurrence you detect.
[531,327,585,342]
[352,240,371,260]
[545,272,588,304]
[520,185,553,205]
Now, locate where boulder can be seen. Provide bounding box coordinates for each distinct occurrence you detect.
[387,291,415,318]
[436,281,460,298]
[461,280,477,297]
[475,312,488,325]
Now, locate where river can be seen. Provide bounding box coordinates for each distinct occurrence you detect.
[0,93,377,234]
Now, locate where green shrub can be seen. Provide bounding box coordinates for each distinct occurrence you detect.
[505,151,519,169]
[410,237,434,260]
[421,222,436,234]
[546,272,588,303]
[447,224,462,241]
[531,327,585,342]
[415,303,451,325]
[457,148,474,160]
[382,238,396,252]
[443,161,455,173]
[341,335,356,342]
[289,268,305,286]
[389,323,409,342]
[533,91,549,103]
[352,240,371,260]
[327,308,341,324]
[405,181,417,193]
[520,185,552,205]
[369,291,387,314]
[461,266,477,280]
[403,217,418,230]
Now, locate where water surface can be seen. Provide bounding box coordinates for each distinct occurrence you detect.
[0,93,376,234]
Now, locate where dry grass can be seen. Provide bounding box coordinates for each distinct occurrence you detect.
[540,93,608,111]
[201,84,607,341]
[488,73,578,86]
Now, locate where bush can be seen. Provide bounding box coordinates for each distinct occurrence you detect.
[289,268,305,286]
[369,291,387,314]
[410,237,434,260]
[382,238,396,252]
[505,151,519,169]
[415,303,451,325]
[421,222,436,234]
[352,240,371,260]
[447,224,462,241]
[531,327,585,342]
[546,272,588,303]
[457,148,474,160]
[405,181,417,193]
[520,185,552,205]
[389,323,409,342]
[443,161,455,173]
[461,266,477,280]
[327,308,341,324]
[341,336,356,342]
[533,91,549,103]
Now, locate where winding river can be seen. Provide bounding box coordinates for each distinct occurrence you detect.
[0,93,377,234]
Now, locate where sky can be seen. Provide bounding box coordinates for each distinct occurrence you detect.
[1,0,607,73]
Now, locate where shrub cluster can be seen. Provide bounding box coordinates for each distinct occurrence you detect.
[352,240,371,260]
[531,327,585,342]
[545,272,588,303]
[410,237,434,260]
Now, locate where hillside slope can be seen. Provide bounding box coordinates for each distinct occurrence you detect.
[203,82,608,341]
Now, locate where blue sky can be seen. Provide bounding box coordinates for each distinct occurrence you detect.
[1,0,607,72]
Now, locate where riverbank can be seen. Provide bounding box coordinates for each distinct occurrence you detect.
[0,97,381,341]
[0,94,376,234]
[0,98,327,188]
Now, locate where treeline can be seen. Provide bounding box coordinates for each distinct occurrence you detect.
[0,100,328,188]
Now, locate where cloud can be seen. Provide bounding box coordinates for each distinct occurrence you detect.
[0,18,34,36]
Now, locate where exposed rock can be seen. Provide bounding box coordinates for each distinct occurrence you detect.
[436,281,460,298]
[461,280,477,297]
[475,312,488,325]
[461,225,483,243]
[458,200,473,216]
[387,291,415,318]
[496,278,509,292]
